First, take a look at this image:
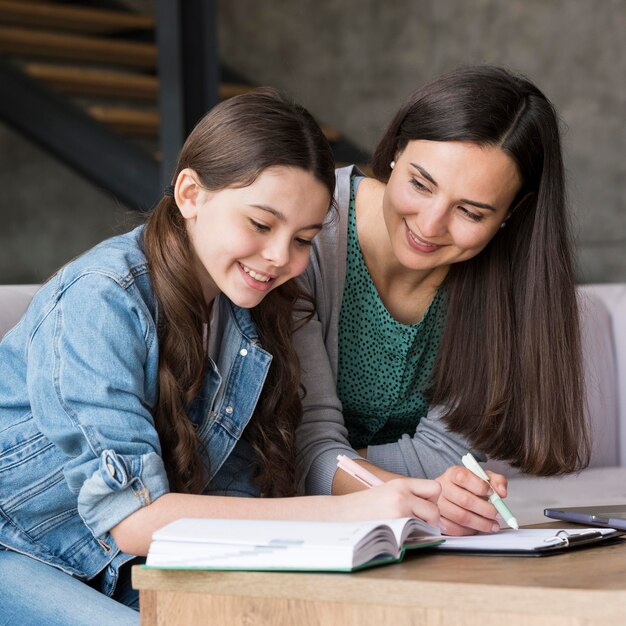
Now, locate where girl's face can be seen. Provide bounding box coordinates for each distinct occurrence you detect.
[176,165,330,308]
[382,140,521,274]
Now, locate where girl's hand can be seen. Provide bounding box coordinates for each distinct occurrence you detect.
[341,477,441,528]
[435,466,508,535]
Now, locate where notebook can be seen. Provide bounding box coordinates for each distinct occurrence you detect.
[433,527,622,556]
[544,504,626,530]
[144,517,442,572]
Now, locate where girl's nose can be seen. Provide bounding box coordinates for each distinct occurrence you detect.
[263,238,290,268]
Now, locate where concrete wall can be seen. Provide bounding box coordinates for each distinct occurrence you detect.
[218,0,626,284]
[0,123,142,284]
[1,0,624,283]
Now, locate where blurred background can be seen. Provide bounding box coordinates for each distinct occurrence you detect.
[0,0,624,284]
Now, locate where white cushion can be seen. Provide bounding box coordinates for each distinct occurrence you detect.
[579,289,619,467]
[0,285,39,340]
[581,284,626,465]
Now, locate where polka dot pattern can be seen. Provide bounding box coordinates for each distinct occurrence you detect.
[337,175,447,449]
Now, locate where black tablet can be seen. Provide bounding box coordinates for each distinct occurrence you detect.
[544,504,626,530]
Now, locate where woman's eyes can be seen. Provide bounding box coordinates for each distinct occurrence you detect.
[459,207,484,222]
[409,179,484,223]
[249,219,313,246]
[409,178,428,192]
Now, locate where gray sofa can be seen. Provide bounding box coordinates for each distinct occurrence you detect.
[1,283,625,526]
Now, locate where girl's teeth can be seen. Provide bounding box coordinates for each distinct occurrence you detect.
[242,265,271,282]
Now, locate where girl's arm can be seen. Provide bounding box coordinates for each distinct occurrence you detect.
[110,477,442,555]
[331,454,507,536]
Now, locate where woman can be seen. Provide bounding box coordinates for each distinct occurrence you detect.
[0,89,440,625]
[295,65,589,536]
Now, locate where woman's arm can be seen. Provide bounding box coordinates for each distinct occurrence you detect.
[294,315,506,535]
[110,477,442,555]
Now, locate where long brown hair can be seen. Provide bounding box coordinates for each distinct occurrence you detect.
[371,66,589,475]
[143,89,335,495]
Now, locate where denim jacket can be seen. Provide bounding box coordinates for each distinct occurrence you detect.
[0,226,272,596]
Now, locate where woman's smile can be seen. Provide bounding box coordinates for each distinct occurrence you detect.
[404,220,443,253]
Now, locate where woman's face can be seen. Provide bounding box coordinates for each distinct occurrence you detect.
[176,165,330,308]
[382,140,521,273]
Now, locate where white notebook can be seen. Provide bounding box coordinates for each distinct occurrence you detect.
[145,517,442,572]
[435,527,622,555]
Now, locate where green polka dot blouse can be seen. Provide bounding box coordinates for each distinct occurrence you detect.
[337,175,447,449]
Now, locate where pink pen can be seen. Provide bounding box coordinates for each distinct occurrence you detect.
[337,454,384,488]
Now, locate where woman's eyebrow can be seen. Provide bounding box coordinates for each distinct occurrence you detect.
[409,163,496,211]
[410,163,438,186]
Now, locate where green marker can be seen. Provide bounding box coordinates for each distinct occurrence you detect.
[462,452,520,530]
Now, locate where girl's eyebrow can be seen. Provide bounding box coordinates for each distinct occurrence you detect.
[249,204,324,230]
[409,163,497,212]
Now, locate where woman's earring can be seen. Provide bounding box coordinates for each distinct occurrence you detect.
[390,160,395,169]
[500,221,507,229]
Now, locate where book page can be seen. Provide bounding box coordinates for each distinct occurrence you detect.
[147,517,441,570]
[153,518,405,548]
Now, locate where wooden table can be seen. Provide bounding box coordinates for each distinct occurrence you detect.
[132,532,626,625]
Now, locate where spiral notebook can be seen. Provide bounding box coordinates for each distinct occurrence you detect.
[433,527,623,556]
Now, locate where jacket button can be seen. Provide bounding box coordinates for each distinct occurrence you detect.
[239,348,248,356]
[225,406,233,414]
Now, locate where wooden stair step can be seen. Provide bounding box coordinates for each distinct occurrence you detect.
[85,105,342,143]
[0,0,154,34]
[0,26,156,68]
[22,64,265,105]
[23,63,158,100]
[321,126,341,143]
[86,105,159,137]
[219,83,257,100]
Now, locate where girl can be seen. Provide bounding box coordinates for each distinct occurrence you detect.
[0,90,440,625]
[295,66,590,536]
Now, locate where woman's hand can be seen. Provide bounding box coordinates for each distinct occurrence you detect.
[341,477,441,528]
[435,466,508,535]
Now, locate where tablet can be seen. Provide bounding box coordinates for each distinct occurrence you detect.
[544,504,626,530]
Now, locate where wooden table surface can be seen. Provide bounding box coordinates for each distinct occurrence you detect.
[133,528,626,626]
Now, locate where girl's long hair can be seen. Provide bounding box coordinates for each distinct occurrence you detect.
[143,89,335,495]
[371,66,589,475]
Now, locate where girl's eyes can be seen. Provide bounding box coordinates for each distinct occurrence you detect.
[409,179,484,223]
[249,219,313,246]
[295,238,313,247]
[249,219,270,232]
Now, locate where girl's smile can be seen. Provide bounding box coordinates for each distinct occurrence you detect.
[175,165,331,308]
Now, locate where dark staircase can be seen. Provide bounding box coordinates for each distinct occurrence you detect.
[0,0,368,213]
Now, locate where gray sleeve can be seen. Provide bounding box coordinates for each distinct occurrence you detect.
[294,312,362,496]
[365,405,486,479]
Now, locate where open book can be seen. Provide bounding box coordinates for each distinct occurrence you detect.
[145,517,442,572]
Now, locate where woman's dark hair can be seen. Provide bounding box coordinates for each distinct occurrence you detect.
[143,89,335,495]
[372,65,589,475]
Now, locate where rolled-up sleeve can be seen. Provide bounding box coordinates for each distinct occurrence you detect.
[26,273,170,538]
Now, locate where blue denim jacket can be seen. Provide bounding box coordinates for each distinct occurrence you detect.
[0,226,272,596]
